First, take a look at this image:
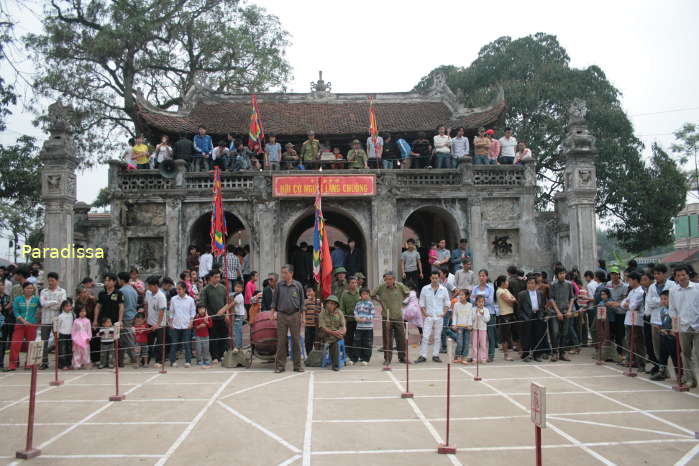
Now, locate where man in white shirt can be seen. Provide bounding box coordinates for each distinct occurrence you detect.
[168,284,196,367]
[645,264,676,377]
[433,125,452,169]
[498,127,517,165]
[145,276,168,367]
[451,127,470,165]
[669,265,699,388]
[621,272,646,370]
[199,246,214,279]
[416,271,451,363]
[366,134,383,169]
[39,272,66,369]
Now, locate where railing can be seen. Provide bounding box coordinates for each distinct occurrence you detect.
[114,164,530,193]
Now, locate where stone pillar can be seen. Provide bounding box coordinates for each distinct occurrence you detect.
[559,100,598,273]
[255,200,281,276]
[40,102,78,296]
[165,198,183,278]
[372,179,397,288]
[468,198,487,271]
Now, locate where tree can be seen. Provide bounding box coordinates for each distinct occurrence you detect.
[0,5,18,131]
[24,0,291,166]
[92,187,110,208]
[0,136,42,261]
[671,122,699,199]
[415,33,687,252]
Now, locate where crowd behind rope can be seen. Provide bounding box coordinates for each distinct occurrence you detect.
[122,125,533,171]
[0,245,697,388]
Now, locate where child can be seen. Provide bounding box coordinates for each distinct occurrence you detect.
[71,303,91,369]
[401,281,423,335]
[352,288,376,365]
[231,281,246,351]
[133,312,150,368]
[653,291,679,381]
[428,242,438,270]
[452,289,473,364]
[304,287,321,355]
[98,318,116,369]
[55,299,74,369]
[193,305,213,366]
[470,295,490,363]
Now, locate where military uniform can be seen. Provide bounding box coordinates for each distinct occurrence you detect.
[301,139,320,169]
[347,148,368,169]
[339,288,360,361]
[371,281,410,364]
[319,296,346,369]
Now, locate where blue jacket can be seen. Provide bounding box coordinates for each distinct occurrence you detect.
[193,134,213,155]
[397,138,412,159]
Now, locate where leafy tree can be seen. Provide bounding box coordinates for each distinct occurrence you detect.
[415,33,687,253]
[92,187,110,208]
[0,6,18,131]
[24,0,291,166]
[671,122,699,198]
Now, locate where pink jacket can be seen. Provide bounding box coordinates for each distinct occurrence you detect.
[402,291,424,328]
[71,317,92,349]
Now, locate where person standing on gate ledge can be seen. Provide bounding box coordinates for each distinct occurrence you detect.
[347,139,368,169]
[39,271,66,369]
[301,130,321,170]
[192,125,213,171]
[339,276,360,366]
[272,264,305,373]
[371,271,410,367]
[319,295,346,371]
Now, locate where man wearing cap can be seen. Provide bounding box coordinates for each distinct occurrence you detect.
[319,295,346,371]
[371,272,410,367]
[339,277,360,365]
[606,267,629,360]
[301,131,320,170]
[354,272,366,290]
[332,267,349,298]
[473,127,491,165]
[347,140,368,169]
[282,142,300,169]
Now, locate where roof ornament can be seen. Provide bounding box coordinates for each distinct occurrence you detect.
[562,98,596,152]
[310,70,332,96]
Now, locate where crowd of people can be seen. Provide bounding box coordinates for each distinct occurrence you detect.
[0,250,696,388]
[122,125,533,172]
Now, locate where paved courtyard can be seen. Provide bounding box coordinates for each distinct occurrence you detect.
[0,348,698,466]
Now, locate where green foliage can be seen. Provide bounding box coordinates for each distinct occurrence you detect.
[92,187,110,208]
[0,9,18,130]
[25,0,292,166]
[415,33,687,253]
[671,122,699,196]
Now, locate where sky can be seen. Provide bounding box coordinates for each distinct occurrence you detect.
[1,0,699,258]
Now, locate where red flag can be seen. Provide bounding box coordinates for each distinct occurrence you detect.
[210,166,227,257]
[248,94,265,154]
[369,97,380,158]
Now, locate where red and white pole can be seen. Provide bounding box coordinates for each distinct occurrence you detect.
[16,363,41,459]
[474,316,482,381]
[402,321,413,398]
[49,330,63,386]
[595,317,603,366]
[535,424,542,466]
[160,325,167,374]
[437,361,456,454]
[109,336,125,401]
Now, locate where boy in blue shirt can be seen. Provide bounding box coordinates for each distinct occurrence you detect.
[193,125,213,171]
[352,288,375,366]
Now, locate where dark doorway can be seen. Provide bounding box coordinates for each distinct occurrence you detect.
[403,207,460,285]
[189,211,247,251]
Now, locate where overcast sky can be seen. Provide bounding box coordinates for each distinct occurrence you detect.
[1,0,699,258]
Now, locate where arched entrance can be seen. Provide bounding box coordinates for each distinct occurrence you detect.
[286,209,367,283]
[402,206,460,284]
[189,211,248,251]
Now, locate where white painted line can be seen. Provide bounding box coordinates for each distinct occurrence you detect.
[37,373,161,450]
[535,365,697,437]
[155,372,238,466]
[601,364,699,399]
[277,454,302,466]
[386,371,462,466]
[0,421,189,426]
[36,454,165,458]
[312,448,436,455]
[219,372,306,401]
[314,418,421,423]
[302,371,314,466]
[676,442,699,466]
[26,398,209,403]
[457,366,616,466]
[0,373,88,413]
[549,416,694,438]
[218,400,301,453]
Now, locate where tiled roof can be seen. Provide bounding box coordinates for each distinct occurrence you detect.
[661,248,699,264]
[137,99,505,136]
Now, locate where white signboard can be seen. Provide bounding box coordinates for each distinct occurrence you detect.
[27,341,44,366]
[531,383,547,428]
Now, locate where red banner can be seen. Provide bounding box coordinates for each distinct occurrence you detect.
[273,175,376,197]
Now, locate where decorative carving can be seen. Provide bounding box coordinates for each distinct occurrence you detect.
[492,235,513,258]
[568,98,587,125]
[473,167,524,186]
[127,237,163,273]
[47,174,61,192]
[46,101,73,133]
[578,169,593,186]
[483,198,519,221]
[310,71,332,95]
[126,204,165,226]
[562,98,596,153]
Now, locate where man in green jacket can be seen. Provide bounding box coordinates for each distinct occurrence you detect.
[301,130,320,170]
[371,271,410,367]
[339,277,360,365]
[347,139,368,169]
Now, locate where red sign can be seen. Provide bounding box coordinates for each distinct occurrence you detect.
[272,175,376,197]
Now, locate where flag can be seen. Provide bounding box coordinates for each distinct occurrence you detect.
[210,166,227,257]
[369,97,380,158]
[248,94,265,154]
[312,182,333,299]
